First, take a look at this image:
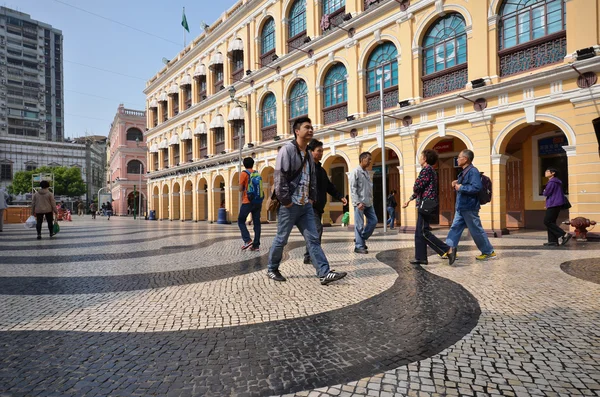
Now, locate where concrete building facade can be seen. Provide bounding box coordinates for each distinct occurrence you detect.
[107,104,147,216]
[144,0,600,235]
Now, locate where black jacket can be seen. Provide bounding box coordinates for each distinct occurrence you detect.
[314,161,343,214]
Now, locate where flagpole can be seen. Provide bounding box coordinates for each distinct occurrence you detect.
[183,7,186,47]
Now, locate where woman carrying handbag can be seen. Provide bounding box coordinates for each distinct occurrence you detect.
[542,168,572,246]
[402,149,450,265]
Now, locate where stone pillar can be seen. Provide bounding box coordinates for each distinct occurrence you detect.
[491,154,509,234]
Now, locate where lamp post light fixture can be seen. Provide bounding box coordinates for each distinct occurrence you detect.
[228,86,248,109]
[376,67,391,232]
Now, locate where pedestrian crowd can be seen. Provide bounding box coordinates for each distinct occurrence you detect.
[235,117,573,285]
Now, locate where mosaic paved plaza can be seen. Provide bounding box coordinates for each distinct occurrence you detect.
[0,217,599,397]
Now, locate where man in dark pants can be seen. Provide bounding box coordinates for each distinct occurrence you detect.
[303,139,347,264]
[238,156,262,251]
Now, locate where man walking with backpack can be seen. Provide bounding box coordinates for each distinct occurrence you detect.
[267,116,347,285]
[238,157,263,251]
[445,149,496,265]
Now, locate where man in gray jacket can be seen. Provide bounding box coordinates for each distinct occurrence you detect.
[350,152,377,254]
[267,116,347,285]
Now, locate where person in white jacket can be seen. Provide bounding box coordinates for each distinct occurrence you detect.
[0,187,9,232]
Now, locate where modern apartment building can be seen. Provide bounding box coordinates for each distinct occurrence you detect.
[144,0,600,235]
[0,7,68,195]
[0,6,63,142]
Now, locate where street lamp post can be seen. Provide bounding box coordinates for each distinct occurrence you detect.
[377,68,391,233]
[228,85,250,211]
[136,138,144,221]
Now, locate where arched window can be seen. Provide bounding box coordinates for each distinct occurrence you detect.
[261,93,277,141]
[323,0,345,16]
[324,64,347,107]
[288,0,306,39]
[323,64,348,124]
[423,14,467,75]
[421,14,468,98]
[289,80,308,119]
[127,160,144,174]
[498,0,566,76]
[261,93,277,127]
[126,128,143,141]
[261,18,276,55]
[365,42,399,113]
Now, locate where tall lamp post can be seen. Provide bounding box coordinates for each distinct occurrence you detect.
[376,68,391,233]
[135,138,144,221]
[228,86,252,208]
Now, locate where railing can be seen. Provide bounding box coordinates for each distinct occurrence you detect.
[365,87,398,114]
[233,135,245,150]
[422,64,468,99]
[200,147,207,158]
[261,126,277,142]
[499,32,566,77]
[287,31,308,54]
[121,109,145,117]
[231,68,244,82]
[323,102,348,125]
[215,142,225,153]
[260,49,276,67]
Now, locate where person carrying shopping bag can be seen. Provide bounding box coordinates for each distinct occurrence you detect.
[31,180,58,240]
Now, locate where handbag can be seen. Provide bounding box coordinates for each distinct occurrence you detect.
[53,221,60,235]
[418,199,438,215]
[267,149,309,211]
[562,194,572,210]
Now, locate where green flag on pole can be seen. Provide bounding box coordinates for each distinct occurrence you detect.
[181,8,190,32]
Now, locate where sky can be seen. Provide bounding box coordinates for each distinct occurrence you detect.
[15,0,238,139]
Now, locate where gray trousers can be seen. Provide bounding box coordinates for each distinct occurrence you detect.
[304,208,323,261]
[0,209,4,231]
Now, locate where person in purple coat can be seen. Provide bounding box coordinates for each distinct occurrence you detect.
[542,168,572,246]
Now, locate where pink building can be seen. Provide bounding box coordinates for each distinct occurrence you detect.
[107,105,147,217]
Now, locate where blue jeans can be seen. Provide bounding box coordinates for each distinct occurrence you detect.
[354,205,377,249]
[268,203,330,277]
[386,206,395,228]
[445,209,494,254]
[238,202,262,248]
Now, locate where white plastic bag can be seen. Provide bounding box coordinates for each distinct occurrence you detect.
[25,215,36,229]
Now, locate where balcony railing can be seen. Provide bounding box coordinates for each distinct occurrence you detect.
[499,32,566,77]
[215,142,225,154]
[260,49,276,67]
[365,86,398,114]
[287,31,308,54]
[422,64,468,99]
[261,126,277,142]
[323,102,348,125]
[231,68,244,82]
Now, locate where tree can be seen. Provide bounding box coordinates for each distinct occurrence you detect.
[8,166,86,198]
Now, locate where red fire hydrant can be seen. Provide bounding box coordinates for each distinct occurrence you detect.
[563,217,597,241]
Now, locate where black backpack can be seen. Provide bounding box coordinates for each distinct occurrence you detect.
[479,172,492,205]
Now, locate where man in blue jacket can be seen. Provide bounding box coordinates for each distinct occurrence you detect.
[445,149,496,265]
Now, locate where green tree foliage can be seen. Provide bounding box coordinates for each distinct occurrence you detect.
[8,166,86,197]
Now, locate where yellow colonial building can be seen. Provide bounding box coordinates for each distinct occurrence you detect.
[144,0,600,236]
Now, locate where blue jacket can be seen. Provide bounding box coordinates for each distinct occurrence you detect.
[456,164,481,211]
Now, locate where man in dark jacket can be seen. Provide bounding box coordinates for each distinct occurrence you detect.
[303,139,347,264]
[267,117,347,285]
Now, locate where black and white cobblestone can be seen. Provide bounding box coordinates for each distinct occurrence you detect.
[0,218,598,396]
